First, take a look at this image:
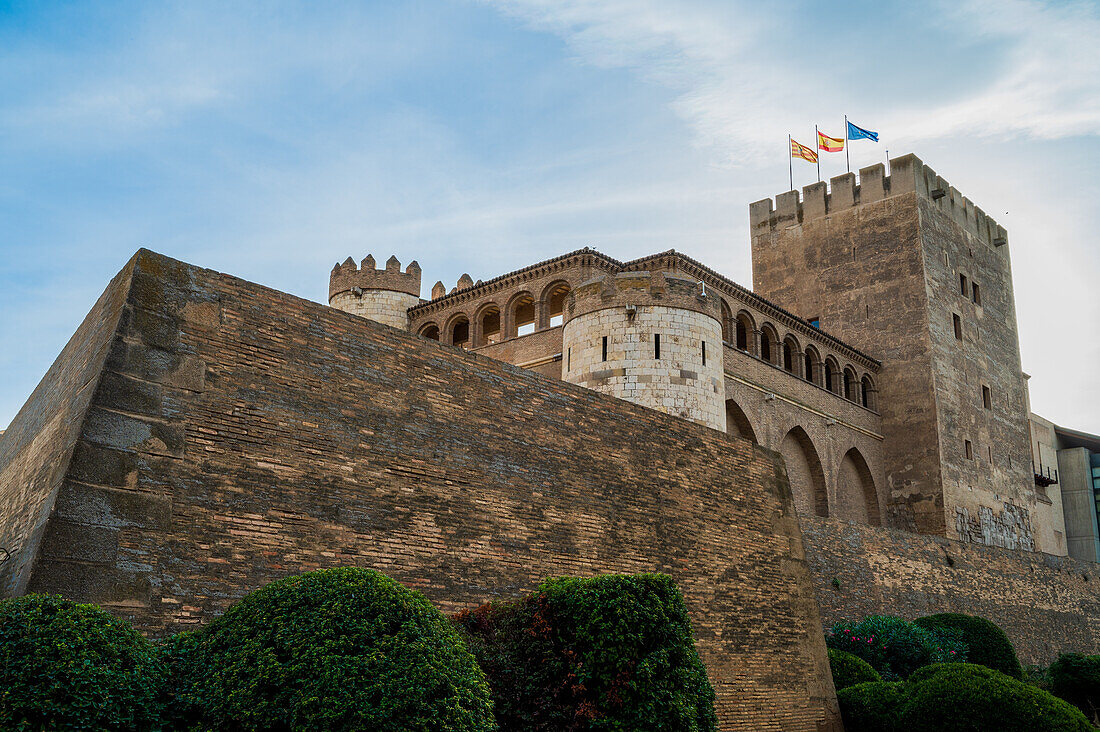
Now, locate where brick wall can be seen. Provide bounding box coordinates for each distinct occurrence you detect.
[17,250,841,732]
[803,516,1100,664]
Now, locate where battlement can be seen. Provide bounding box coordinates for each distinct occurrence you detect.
[566,270,721,324]
[328,254,422,300]
[749,153,1008,249]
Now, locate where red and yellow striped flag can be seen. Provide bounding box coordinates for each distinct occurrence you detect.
[791,138,818,163]
[818,131,844,152]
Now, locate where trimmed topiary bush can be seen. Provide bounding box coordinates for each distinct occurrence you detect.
[163,567,494,731]
[0,594,165,731]
[453,573,717,731]
[1049,653,1100,724]
[914,613,1023,679]
[826,615,966,680]
[829,648,882,690]
[898,663,1093,732]
[836,681,905,732]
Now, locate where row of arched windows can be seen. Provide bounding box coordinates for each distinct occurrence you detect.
[416,281,572,350]
[721,301,877,410]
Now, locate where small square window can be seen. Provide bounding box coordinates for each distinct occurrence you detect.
[971,283,981,306]
[965,440,973,460]
[960,274,969,297]
[953,313,963,340]
[982,385,992,410]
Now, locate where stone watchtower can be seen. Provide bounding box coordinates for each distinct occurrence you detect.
[562,270,726,431]
[749,154,1043,551]
[329,255,421,330]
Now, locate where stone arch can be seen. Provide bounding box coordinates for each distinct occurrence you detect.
[824,356,841,394]
[541,280,571,328]
[804,345,821,385]
[843,366,858,402]
[474,302,501,346]
[445,313,471,349]
[418,322,440,341]
[861,375,876,411]
[759,323,780,365]
[720,299,735,344]
[735,310,756,353]
[725,399,758,444]
[835,447,881,525]
[779,426,828,518]
[782,334,801,375]
[506,291,536,337]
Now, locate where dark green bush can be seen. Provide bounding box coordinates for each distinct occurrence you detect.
[1049,653,1100,723]
[915,613,1023,678]
[826,615,966,680]
[836,681,905,732]
[453,573,717,731]
[0,594,165,731]
[828,647,882,690]
[898,663,1093,732]
[164,567,494,731]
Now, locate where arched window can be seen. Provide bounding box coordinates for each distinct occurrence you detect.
[861,375,876,410]
[542,281,571,328]
[449,315,471,349]
[804,346,820,385]
[509,293,536,337]
[477,304,501,346]
[419,323,440,341]
[735,311,755,353]
[760,324,779,364]
[824,357,840,393]
[720,299,734,344]
[782,336,800,375]
[843,367,857,402]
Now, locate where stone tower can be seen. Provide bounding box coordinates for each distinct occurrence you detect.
[329,255,421,330]
[562,270,726,431]
[749,153,1043,550]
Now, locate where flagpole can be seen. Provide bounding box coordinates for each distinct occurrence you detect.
[844,115,850,173]
[788,134,793,191]
[814,125,821,182]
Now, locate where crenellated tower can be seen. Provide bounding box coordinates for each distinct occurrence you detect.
[329,255,422,330]
[562,270,726,431]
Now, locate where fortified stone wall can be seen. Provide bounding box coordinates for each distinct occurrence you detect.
[802,516,1100,665]
[328,255,422,330]
[13,250,842,732]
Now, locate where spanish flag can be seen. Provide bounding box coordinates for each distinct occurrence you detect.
[818,131,844,152]
[791,138,818,163]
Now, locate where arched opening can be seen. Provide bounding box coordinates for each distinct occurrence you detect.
[509,292,536,337]
[735,311,755,353]
[725,399,758,444]
[778,426,829,518]
[449,315,470,349]
[721,299,734,344]
[543,282,571,328]
[835,447,881,525]
[782,335,800,375]
[477,304,501,346]
[824,357,840,394]
[804,346,821,385]
[861,375,876,410]
[419,323,440,341]
[760,324,779,365]
[843,367,857,402]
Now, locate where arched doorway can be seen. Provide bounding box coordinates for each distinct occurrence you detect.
[778,426,828,518]
[835,448,881,525]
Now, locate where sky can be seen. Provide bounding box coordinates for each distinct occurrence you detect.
[1,0,1097,433]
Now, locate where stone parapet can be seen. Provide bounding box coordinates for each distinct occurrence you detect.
[329,254,422,300]
[750,154,1008,249]
[565,270,722,324]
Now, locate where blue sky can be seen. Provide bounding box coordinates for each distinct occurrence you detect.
[1,0,1097,433]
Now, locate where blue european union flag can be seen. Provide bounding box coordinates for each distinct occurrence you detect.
[847,121,879,142]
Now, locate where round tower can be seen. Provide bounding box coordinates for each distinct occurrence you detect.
[562,270,726,431]
[328,254,422,330]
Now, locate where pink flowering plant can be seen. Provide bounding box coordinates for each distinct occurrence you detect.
[826,615,967,681]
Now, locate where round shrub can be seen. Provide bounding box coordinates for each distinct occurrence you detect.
[1049,653,1100,723]
[829,648,882,690]
[827,615,966,680]
[0,594,165,731]
[836,681,905,732]
[164,567,494,731]
[915,613,1023,678]
[898,663,1093,732]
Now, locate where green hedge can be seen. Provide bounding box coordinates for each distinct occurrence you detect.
[914,613,1023,679]
[837,663,1094,732]
[0,594,165,731]
[826,615,966,680]
[828,648,882,690]
[163,567,494,731]
[1049,653,1100,723]
[453,573,717,731]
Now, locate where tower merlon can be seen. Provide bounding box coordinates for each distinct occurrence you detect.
[749,153,1008,248]
[329,254,422,301]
